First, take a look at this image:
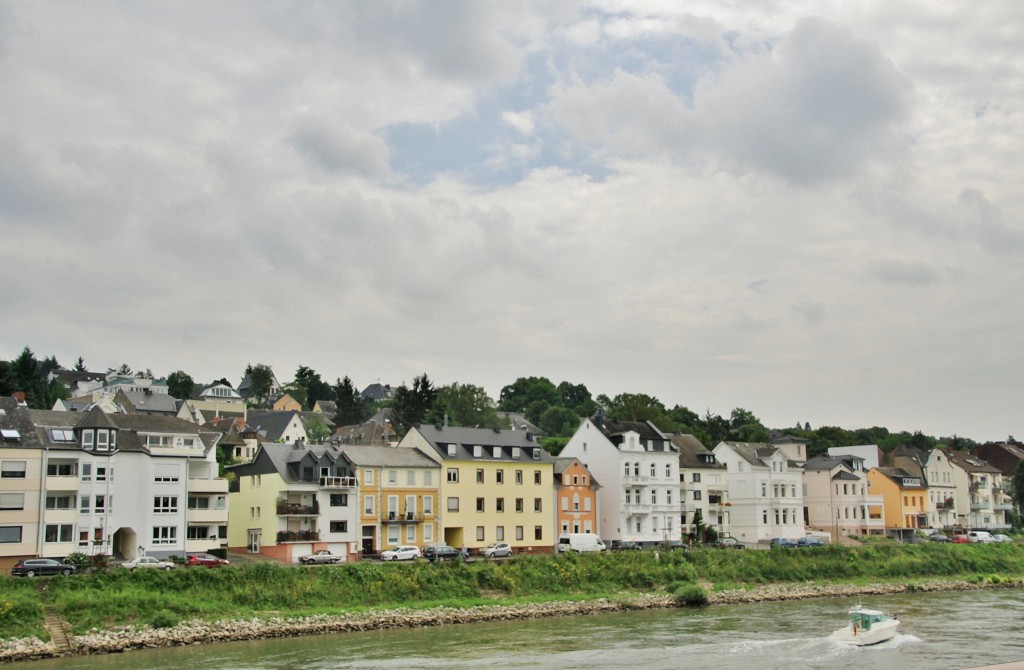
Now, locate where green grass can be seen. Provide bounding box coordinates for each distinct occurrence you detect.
[3,543,1024,640]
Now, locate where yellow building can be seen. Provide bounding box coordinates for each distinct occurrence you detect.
[399,425,556,553]
[333,444,441,555]
[867,467,929,539]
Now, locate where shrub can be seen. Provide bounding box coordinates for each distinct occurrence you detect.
[671,583,709,607]
[63,552,91,569]
[149,610,179,629]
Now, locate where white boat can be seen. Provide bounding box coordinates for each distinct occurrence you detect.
[832,605,900,646]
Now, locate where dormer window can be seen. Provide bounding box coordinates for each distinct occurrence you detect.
[96,430,110,451]
[473,445,482,458]
[492,446,501,459]
[532,449,540,460]
[511,447,520,459]
[447,444,456,456]
[82,431,94,448]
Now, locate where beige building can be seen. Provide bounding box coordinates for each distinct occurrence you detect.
[803,453,885,540]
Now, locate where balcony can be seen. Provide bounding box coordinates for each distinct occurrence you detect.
[936,500,954,510]
[381,511,424,524]
[970,502,986,512]
[277,501,320,516]
[187,477,229,493]
[45,475,80,491]
[319,476,358,490]
[187,508,228,523]
[994,502,1013,511]
[277,530,319,543]
[623,475,652,485]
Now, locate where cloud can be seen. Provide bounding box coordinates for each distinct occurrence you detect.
[869,260,940,286]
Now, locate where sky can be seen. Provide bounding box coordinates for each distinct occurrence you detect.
[1,2,1022,442]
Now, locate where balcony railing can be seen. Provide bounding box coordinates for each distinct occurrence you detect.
[277,530,319,543]
[277,501,320,516]
[936,500,954,510]
[382,511,424,524]
[319,476,358,489]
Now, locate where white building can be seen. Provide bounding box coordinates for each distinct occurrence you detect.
[671,434,730,540]
[560,416,679,544]
[802,453,885,540]
[923,449,958,530]
[712,441,805,544]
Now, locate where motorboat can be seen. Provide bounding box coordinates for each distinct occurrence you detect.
[832,605,900,646]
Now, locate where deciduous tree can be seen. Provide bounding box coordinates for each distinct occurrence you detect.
[167,371,195,400]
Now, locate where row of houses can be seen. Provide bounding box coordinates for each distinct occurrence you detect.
[2,391,1020,569]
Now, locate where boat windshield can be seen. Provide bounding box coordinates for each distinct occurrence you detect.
[851,611,886,630]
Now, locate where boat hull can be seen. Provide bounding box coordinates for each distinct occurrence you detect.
[832,619,900,646]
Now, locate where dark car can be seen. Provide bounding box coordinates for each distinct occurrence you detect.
[770,538,797,548]
[659,540,689,552]
[610,540,642,551]
[796,537,824,548]
[422,545,460,562]
[185,553,229,568]
[712,537,745,549]
[928,533,951,543]
[11,558,76,577]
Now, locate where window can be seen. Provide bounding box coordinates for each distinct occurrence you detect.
[572,474,579,485]
[624,462,630,476]
[0,526,23,543]
[153,496,178,513]
[364,469,374,485]
[650,464,656,477]
[515,470,523,484]
[95,495,107,513]
[81,464,92,481]
[496,498,505,512]
[47,462,76,476]
[634,464,640,476]
[534,526,543,541]
[582,475,588,486]
[476,497,485,512]
[584,497,592,512]
[154,465,179,482]
[49,429,75,442]
[46,494,75,510]
[692,472,701,483]
[424,525,434,543]
[496,526,505,541]
[496,469,504,484]
[187,527,211,540]
[388,470,397,484]
[476,468,485,484]
[447,468,459,483]
[0,493,24,510]
[424,470,433,485]
[387,525,399,544]
[96,466,109,482]
[330,494,349,507]
[534,498,542,512]
[423,496,434,515]
[447,497,460,512]
[534,470,542,484]
[693,490,702,500]
[1,461,26,479]
[364,496,375,515]
[406,470,416,485]
[447,444,457,456]
[561,497,568,511]
[152,526,177,545]
[82,431,94,448]
[667,490,672,505]
[515,498,524,512]
[44,524,74,543]
[96,430,110,451]
[79,495,89,512]
[572,495,580,511]
[761,482,767,497]
[666,464,672,478]
[406,524,416,543]
[188,496,210,510]
[516,526,524,541]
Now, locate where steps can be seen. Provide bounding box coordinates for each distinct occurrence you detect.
[43,607,73,654]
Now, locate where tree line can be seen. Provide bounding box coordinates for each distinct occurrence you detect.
[0,346,982,455]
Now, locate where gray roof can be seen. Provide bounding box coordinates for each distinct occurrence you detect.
[671,434,725,469]
[412,424,554,463]
[552,456,601,488]
[120,390,179,414]
[875,466,926,488]
[247,409,302,441]
[944,450,1001,475]
[361,383,394,401]
[335,444,437,468]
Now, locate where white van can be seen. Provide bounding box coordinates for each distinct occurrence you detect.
[557,533,606,553]
[967,531,994,543]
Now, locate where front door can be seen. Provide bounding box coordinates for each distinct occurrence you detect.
[248,529,261,553]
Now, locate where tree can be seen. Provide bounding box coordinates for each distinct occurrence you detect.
[116,363,132,375]
[332,376,370,426]
[167,371,195,400]
[292,365,332,411]
[246,364,274,405]
[498,376,559,413]
[556,381,598,416]
[432,383,501,429]
[727,407,770,443]
[538,405,579,437]
[73,357,87,372]
[391,373,438,435]
[604,393,668,425]
[304,414,332,444]
[10,347,49,408]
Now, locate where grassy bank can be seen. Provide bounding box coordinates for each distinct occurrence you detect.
[3,543,1023,641]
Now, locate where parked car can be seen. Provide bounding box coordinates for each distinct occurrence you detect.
[659,540,689,552]
[556,533,607,552]
[796,537,824,548]
[968,530,995,543]
[951,534,970,544]
[298,550,341,564]
[186,553,229,568]
[422,545,460,562]
[928,533,951,543]
[770,538,797,548]
[11,558,76,577]
[121,556,175,570]
[992,534,1012,543]
[610,540,642,551]
[381,545,421,561]
[712,537,745,549]
[481,542,513,558]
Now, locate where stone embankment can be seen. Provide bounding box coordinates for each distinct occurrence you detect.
[1,579,1017,663]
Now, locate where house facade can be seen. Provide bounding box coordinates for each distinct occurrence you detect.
[671,434,730,541]
[923,449,958,530]
[944,451,1010,531]
[227,441,361,562]
[399,425,556,553]
[560,417,680,544]
[0,398,228,567]
[552,457,600,536]
[802,454,885,540]
[867,467,928,537]
[712,441,805,544]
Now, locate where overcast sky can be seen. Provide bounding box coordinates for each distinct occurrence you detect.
[2,2,1022,442]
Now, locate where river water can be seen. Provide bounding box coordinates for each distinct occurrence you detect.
[13,589,1024,670]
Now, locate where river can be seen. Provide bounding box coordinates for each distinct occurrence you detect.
[12,589,1024,670]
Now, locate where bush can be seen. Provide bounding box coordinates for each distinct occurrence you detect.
[671,583,709,606]
[63,552,91,569]
[149,610,179,629]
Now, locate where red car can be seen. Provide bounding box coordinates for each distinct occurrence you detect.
[186,553,230,568]
[951,534,970,544]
